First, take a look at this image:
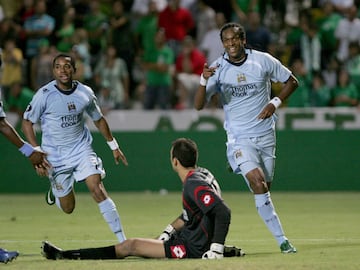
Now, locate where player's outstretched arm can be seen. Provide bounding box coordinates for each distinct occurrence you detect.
[94,117,128,166]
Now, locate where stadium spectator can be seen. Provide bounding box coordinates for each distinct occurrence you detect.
[4,81,34,120]
[199,12,227,64]
[194,22,297,253]
[134,0,160,56]
[309,72,332,107]
[287,58,311,107]
[0,17,21,49]
[23,0,55,87]
[55,6,76,53]
[322,55,340,89]
[83,0,108,60]
[72,0,90,28]
[317,1,342,69]
[158,0,195,56]
[97,82,117,115]
[71,28,93,86]
[193,0,216,46]
[299,13,322,75]
[22,53,129,243]
[140,27,174,110]
[11,0,35,53]
[0,38,23,100]
[42,137,244,260]
[174,35,206,109]
[30,38,56,90]
[107,0,136,99]
[330,67,359,106]
[230,0,259,24]
[345,41,360,94]
[334,4,360,63]
[94,45,130,109]
[244,10,271,52]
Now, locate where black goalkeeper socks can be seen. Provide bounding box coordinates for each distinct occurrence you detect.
[62,245,117,260]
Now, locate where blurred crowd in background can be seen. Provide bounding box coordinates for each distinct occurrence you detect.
[0,0,360,114]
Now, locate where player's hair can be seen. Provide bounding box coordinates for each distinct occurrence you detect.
[171,138,198,168]
[219,22,246,41]
[52,53,76,71]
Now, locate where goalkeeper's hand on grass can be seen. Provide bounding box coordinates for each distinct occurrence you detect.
[202,243,224,259]
[158,224,175,241]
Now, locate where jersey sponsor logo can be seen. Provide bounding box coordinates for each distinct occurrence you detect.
[60,113,82,128]
[170,245,186,258]
[201,192,215,206]
[230,83,257,97]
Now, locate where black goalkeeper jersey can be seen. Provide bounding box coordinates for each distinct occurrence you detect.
[177,167,230,257]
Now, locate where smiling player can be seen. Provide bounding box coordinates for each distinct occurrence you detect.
[22,54,128,243]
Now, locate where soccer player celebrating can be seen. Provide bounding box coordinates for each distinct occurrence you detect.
[22,54,128,243]
[194,22,298,253]
[42,138,244,260]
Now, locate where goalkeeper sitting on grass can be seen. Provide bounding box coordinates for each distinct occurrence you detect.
[42,138,244,260]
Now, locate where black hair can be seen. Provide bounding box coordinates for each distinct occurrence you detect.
[220,22,246,41]
[171,138,198,168]
[52,53,76,70]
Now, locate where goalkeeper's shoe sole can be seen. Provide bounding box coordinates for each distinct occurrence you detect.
[223,246,246,257]
[280,240,297,253]
[45,187,55,205]
[0,249,19,264]
[41,241,63,260]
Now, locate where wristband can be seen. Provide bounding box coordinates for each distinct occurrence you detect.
[200,74,208,86]
[107,138,119,150]
[269,97,282,109]
[19,142,35,157]
[163,224,175,235]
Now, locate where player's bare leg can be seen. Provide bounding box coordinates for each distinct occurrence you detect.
[115,238,165,258]
[86,174,127,243]
[57,191,76,214]
[42,238,166,260]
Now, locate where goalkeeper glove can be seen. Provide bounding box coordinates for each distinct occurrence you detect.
[158,224,175,241]
[202,243,224,259]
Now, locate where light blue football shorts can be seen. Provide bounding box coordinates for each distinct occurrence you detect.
[48,152,106,198]
[226,131,276,183]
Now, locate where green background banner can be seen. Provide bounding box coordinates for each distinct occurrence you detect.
[1,130,359,193]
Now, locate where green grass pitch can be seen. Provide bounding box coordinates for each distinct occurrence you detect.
[1,192,359,270]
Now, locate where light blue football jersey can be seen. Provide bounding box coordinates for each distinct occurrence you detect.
[206,49,292,139]
[23,80,103,166]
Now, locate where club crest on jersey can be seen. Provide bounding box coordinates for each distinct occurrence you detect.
[237,73,246,83]
[235,150,242,159]
[67,102,76,112]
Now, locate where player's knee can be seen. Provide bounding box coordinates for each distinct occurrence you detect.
[246,168,268,193]
[118,238,137,256]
